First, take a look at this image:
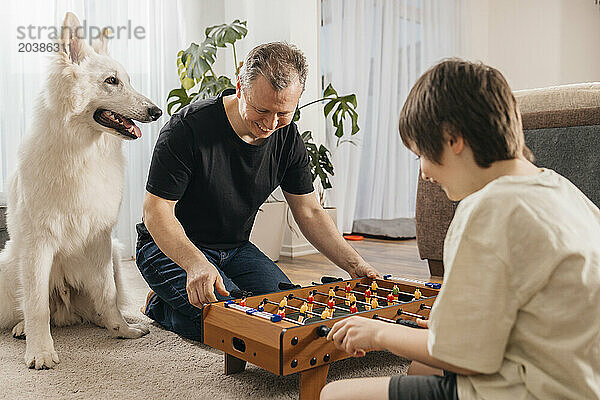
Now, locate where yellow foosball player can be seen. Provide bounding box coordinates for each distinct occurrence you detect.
[277,296,288,319]
[298,302,309,323]
[370,280,379,297]
[414,288,422,300]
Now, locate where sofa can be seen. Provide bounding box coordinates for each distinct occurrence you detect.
[415,83,600,277]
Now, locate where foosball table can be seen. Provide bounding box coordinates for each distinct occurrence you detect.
[201,275,440,400]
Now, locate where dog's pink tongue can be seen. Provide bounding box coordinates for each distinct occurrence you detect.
[133,125,141,138]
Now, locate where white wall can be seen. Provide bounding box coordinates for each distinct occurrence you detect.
[180,0,324,143]
[461,0,600,90]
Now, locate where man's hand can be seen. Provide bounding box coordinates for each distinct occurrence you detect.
[185,263,229,308]
[349,262,380,279]
[327,316,386,357]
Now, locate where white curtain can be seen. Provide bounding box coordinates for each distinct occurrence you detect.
[321,0,467,233]
[0,0,185,257]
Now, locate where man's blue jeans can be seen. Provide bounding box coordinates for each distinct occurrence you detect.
[136,240,291,341]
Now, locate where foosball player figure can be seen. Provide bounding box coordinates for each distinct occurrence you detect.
[321,309,330,320]
[256,299,267,312]
[239,296,247,307]
[414,288,422,300]
[328,287,336,300]
[392,285,400,302]
[307,291,315,312]
[370,280,379,297]
[298,302,309,323]
[387,292,395,305]
[370,296,379,310]
[327,296,336,319]
[348,292,357,308]
[344,282,352,305]
[349,299,358,314]
[364,287,372,310]
[277,296,288,319]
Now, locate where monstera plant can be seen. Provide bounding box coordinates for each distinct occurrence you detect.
[167,20,360,203]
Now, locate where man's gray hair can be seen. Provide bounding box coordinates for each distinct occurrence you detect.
[239,42,308,92]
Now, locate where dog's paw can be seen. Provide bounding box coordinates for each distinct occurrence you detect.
[24,347,60,370]
[12,321,25,339]
[112,323,150,339]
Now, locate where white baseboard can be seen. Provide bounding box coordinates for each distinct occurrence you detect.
[280,242,318,257]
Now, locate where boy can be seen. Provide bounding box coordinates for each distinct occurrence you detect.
[320,59,600,399]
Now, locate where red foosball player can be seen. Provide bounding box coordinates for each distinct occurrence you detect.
[370,296,379,310]
[349,300,358,314]
[307,291,315,312]
[370,280,379,297]
[327,296,335,319]
[392,285,400,302]
[298,302,309,323]
[344,282,352,305]
[364,288,372,310]
[414,288,422,300]
[239,297,247,307]
[387,292,395,305]
[277,296,288,319]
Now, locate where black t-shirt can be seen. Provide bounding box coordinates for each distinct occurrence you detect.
[136,88,314,250]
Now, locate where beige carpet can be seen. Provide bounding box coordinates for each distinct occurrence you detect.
[0,262,409,400]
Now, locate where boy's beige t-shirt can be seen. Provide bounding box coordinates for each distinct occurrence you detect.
[428,169,600,400]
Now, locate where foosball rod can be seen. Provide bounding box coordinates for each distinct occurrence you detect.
[289,293,352,313]
[371,314,426,329]
[420,304,432,310]
[354,283,417,298]
[333,286,389,303]
[262,299,321,318]
[396,309,423,319]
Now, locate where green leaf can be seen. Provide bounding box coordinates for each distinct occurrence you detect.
[323,83,337,97]
[166,87,193,115]
[293,108,301,122]
[180,37,218,81]
[195,75,234,100]
[205,20,248,47]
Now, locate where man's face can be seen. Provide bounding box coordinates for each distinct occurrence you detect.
[237,75,302,141]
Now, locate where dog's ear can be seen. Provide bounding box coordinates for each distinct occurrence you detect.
[92,27,110,55]
[60,12,89,64]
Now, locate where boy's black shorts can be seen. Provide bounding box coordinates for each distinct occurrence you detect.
[388,371,458,400]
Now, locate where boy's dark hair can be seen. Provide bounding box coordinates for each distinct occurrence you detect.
[399,58,533,167]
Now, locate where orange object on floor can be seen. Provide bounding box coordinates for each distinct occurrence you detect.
[344,235,364,241]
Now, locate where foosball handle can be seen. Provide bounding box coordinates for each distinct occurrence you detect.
[396,319,425,329]
[278,282,301,290]
[321,276,344,284]
[315,325,331,337]
[230,289,253,299]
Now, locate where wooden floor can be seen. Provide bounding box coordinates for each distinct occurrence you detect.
[276,238,431,286]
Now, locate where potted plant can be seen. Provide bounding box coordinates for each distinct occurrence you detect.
[166,20,360,259]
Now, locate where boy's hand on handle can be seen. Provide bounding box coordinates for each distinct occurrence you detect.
[416,318,429,329]
[327,316,385,357]
[185,262,229,307]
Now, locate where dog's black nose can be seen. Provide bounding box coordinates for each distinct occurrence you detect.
[147,106,162,121]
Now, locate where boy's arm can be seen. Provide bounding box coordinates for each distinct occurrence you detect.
[328,316,479,375]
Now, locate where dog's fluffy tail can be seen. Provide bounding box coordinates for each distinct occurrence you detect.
[0,240,23,330]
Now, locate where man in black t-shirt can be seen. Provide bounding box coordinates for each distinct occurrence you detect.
[136,42,378,341]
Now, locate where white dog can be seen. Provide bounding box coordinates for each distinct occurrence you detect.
[0,12,161,369]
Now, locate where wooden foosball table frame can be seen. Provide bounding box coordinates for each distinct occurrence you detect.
[201,276,440,400]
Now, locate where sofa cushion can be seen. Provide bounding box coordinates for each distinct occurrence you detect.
[525,125,600,208]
